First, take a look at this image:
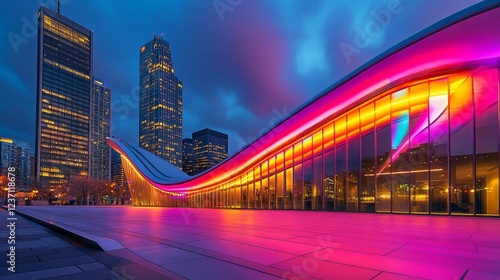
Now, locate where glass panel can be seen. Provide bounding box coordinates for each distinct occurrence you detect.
[247,169,254,183]
[254,166,261,181]
[294,142,302,164]
[335,116,346,144]
[285,168,293,209]
[360,103,375,135]
[248,182,254,209]
[276,152,284,172]
[323,122,334,152]
[360,132,375,212]
[429,79,449,213]
[261,161,269,178]
[293,163,303,210]
[375,95,391,212]
[241,184,247,209]
[269,156,276,175]
[449,76,474,214]
[270,174,277,209]
[276,172,284,209]
[409,83,429,213]
[285,147,293,168]
[347,138,359,212]
[235,181,241,208]
[303,159,312,210]
[474,68,499,215]
[254,181,261,209]
[261,177,269,210]
[313,130,323,156]
[313,155,323,210]
[335,144,346,211]
[347,110,360,140]
[391,89,410,213]
[303,137,312,160]
[324,150,335,211]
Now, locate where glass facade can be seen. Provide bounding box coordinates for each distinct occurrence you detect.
[36,6,92,187]
[190,129,229,175]
[90,78,111,180]
[118,68,500,216]
[182,138,194,175]
[1,138,31,189]
[139,35,183,169]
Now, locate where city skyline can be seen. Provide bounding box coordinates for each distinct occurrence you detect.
[0,0,481,157]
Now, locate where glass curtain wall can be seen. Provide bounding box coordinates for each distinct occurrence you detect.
[138,68,498,216]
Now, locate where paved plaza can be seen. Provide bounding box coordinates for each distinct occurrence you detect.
[2,206,500,279]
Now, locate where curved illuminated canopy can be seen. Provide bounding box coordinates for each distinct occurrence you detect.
[108,1,500,195]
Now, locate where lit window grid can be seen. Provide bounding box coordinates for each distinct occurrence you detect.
[36,7,92,187]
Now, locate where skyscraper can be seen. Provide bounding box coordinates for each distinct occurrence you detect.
[139,35,183,170]
[1,138,31,190]
[191,128,228,174]
[36,6,93,187]
[90,78,111,180]
[182,138,193,175]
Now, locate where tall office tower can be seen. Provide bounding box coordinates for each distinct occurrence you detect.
[35,6,92,187]
[1,138,31,190]
[139,35,183,170]
[182,138,193,175]
[191,128,228,175]
[90,78,111,180]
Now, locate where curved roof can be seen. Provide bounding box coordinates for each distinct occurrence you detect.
[108,1,500,192]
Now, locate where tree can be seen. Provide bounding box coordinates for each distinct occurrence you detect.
[30,179,51,200]
[94,179,113,204]
[68,177,94,205]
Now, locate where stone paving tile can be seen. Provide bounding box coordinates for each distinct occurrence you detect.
[161,257,281,280]
[133,246,203,265]
[372,272,426,280]
[41,268,128,280]
[387,249,500,274]
[272,256,381,280]
[112,263,178,280]
[0,265,82,280]
[186,238,298,266]
[464,269,500,280]
[76,261,108,272]
[13,255,97,274]
[310,247,466,279]
[40,237,72,248]
[37,249,87,261]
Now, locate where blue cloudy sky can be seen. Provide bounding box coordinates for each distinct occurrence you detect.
[0,0,480,155]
